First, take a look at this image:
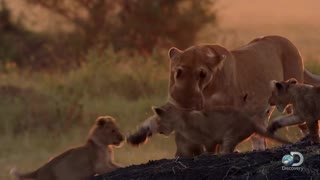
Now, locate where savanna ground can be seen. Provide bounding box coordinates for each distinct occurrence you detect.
[2,0,320,179]
[94,137,320,180]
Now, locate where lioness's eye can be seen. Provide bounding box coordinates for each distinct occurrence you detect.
[199,70,206,79]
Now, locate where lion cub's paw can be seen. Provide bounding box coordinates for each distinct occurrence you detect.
[127,126,152,145]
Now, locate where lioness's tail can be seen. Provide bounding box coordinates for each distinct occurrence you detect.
[10,167,38,180]
[127,117,158,145]
[304,70,320,85]
[255,125,292,144]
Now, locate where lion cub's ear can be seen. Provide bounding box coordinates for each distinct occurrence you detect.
[96,117,107,127]
[275,82,283,90]
[287,78,298,85]
[270,80,284,91]
[270,80,277,90]
[168,47,182,60]
[152,106,166,117]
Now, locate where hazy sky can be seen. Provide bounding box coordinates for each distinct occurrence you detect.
[7,0,320,32]
[219,0,320,26]
[219,0,320,27]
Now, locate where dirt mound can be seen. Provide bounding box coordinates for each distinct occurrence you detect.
[92,137,320,180]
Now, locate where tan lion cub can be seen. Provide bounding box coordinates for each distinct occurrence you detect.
[11,116,124,180]
[268,78,320,144]
[147,104,290,154]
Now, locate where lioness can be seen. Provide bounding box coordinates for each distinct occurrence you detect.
[268,78,320,144]
[163,35,320,156]
[11,116,124,180]
[141,104,290,154]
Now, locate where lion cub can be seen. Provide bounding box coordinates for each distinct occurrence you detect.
[136,104,290,154]
[268,78,320,144]
[11,116,124,180]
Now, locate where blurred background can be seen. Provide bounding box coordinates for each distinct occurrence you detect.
[1,0,320,179]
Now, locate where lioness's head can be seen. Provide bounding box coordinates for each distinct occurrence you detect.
[269,78,298,112]
[150,106,180,136]
[89,116,124,147]
[168,45,228,110]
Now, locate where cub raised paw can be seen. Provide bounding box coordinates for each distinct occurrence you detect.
[268,78,320,144]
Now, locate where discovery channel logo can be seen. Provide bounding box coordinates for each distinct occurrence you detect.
[282,152,304,171]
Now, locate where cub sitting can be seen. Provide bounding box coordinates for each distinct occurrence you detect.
[132,103,290,154]
[11,116,124,180]
[268,78,320,144]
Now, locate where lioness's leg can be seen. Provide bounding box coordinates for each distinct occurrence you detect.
[205,142,219,154]
[250,136,266,151]
[250,111,269,151]
[306,120,319,144]
[220,138,237,155]
[268,115,303,134]
[175,133,204,157]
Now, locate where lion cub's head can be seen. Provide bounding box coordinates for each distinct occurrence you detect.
[269,78,298,112]
[89,116,124,147]
[151,106,180,136]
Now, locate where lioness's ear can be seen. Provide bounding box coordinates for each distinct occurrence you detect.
[287,78,298,85]
[207,45,228,70]
[216,55,227,70]
[152,106,165,116]
[168,47,182,60]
